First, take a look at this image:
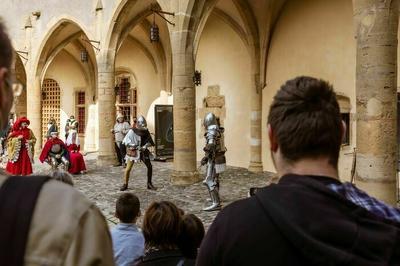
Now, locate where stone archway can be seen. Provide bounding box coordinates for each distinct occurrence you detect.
[30,18,97,151]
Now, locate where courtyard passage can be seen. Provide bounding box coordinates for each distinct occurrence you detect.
[30,153,273,228]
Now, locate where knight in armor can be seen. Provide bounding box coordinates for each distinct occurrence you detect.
[120,115,156,191]
[5,117,36,175]
[65,115,78,140]
[39,131,70,171]
[201,113,226,211]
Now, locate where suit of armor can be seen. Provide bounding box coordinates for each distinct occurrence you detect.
[48,143,70,170]
[39,135,70,171]
[201,113,226,211]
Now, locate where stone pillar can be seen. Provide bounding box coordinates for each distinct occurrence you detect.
[170,30,199,185]
[248,73,263,173]
[354,0,399,204]
[97,64,116,165]
[26,76,42,154]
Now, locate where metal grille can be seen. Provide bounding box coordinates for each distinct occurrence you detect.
[78,107,85,133]
[119,77,130,104]
[41,79,61,144]
[115,74,137,125]
[77,92,85,105]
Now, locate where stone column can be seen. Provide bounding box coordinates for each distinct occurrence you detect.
[170,29,199,185]
[97,63,116,165]
[26,76,42,154]
[354,0,399,204]
[248,73,263,173]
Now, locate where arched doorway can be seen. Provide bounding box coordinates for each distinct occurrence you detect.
[33,18,97,150]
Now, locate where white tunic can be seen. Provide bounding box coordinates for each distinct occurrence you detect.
[122,129,141,162]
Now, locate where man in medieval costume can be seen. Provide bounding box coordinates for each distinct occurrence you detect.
[66,130,86,174]
[120,115,156,191]
[6,117,36,175]
[200,113,227,211]
[46,117,58,140]
[39,131,70,171]
[111,113,130,167]
[65,115,78,140]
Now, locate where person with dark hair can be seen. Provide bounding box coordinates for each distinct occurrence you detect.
[111,193,144,266]
[0,20,114,265]
[178,214,205,265]
[197,76,400,265]
[137,201,186,266]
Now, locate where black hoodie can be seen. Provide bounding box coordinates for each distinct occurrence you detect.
[197,175,400,266]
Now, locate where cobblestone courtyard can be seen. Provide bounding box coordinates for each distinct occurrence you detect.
[25,153,274,228]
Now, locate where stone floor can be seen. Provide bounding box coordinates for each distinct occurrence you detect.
[2,153,274,229]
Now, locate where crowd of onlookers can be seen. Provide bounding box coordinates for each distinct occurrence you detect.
[111,191,205,266]
[49,169,205,266]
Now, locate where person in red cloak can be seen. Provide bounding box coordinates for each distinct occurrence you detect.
[66,131,86,174]
[6,117,36,175]
[39,131,70,170]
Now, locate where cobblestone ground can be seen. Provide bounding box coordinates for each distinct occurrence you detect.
[3,153,274,229]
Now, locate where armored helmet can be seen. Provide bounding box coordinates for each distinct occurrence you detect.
[203,113,217,129]
[137,116,147,130]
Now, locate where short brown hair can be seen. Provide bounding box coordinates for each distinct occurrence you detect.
[178,214,205,259]
[142,201,182,250]
[267,76,342,166]
[116,193,140,223]
[0,20,12,69]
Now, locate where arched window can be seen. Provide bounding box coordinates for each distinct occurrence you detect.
[115,72,137,125]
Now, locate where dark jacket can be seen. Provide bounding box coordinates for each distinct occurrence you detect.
[197,174,400,266]
[133,128,155,160]
[137,249,188,266]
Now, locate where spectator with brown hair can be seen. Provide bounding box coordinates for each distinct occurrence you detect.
[178,214,205,265]
[111,193,144,266]
[197,76,400,265]
[137,201,185,266]
[0,20,115,266]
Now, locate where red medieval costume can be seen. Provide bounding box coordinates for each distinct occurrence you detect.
[6,117,36,176]
[39,136,70,166]
[66,131,86,174]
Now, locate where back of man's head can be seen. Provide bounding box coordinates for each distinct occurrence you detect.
[267,76,342,167]
[0,21,12,70]
[0,20,13,131]
[116,193,140,223]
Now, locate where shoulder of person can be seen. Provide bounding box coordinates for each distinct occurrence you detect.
[39,180,94,212]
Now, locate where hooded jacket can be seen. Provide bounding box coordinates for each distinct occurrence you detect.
[197,175,400,266]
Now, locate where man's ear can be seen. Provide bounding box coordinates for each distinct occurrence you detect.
[267,124,278,152]
[0,67,13,130]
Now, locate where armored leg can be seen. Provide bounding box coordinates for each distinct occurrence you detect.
[61,156,70,171]
[49,157,59,170]
[203,163,221,211]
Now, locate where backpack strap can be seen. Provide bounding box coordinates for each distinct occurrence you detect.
[0,175,50,266]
